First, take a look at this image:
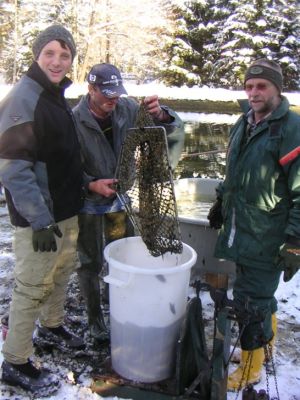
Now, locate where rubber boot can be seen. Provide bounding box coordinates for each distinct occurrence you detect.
[227,348,264,391]
[231,313,277,365]
[89,314,109,343]
[1,359,60,395]
[77,270,109,343]
[268,313,277,353]
[265,313,277,367]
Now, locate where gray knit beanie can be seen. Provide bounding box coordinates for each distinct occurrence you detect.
[32,24,76,60]
[244,59,283,93]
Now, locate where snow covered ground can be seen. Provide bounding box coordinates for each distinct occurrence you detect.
[0,196,300,400]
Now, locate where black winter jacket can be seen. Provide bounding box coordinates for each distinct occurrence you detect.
[0,62,84,229]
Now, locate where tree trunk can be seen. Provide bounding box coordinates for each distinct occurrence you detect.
[78,0,97,83]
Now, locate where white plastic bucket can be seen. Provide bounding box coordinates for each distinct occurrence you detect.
[104,236,197,383]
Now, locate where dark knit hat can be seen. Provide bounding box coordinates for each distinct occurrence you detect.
[244,60,283,92]
[32,24,76,60]
[87,63,127,98]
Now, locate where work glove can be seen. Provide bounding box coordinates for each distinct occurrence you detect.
[32,224,63,252]
[207,197,223,229]
[277,237,300,282]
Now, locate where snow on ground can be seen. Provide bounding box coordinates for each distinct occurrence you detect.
[1,196,300,400]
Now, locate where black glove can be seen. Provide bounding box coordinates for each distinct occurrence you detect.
[32,224,63,252]
[207,198,223,229]
[277,237,300,282]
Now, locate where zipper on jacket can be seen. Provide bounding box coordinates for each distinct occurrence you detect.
[228,208,236,248]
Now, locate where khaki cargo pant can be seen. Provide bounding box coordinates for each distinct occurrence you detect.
[2,216,78,364]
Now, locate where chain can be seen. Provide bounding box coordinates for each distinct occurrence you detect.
[236,345,281,400]
[264,346,270,397]
[235,345,282,400]
[264,343,281,400]
[226,322,246,368]
[234,350,253,400]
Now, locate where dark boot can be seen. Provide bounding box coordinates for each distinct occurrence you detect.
[33,324,85,351]
[77,270,109,342]
[1,359,60,395]
[89,314,110,343]
[1,313,9,341]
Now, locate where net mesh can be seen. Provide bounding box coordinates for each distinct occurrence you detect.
[115,103,183,257]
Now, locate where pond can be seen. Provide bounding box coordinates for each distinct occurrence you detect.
[174,112,239,180]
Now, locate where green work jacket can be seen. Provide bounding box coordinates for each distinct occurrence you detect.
[214,97,300,269]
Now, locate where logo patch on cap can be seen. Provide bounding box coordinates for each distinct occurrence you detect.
[102,89,118,97]
[249,66,264,74]
[10,114,22,122]
[102,75,120,87]
[89,74,97,83]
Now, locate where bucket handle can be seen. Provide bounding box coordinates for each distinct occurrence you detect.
[103,274,131,288]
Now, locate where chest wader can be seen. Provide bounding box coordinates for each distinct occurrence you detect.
[102,210,134,303]
[78,211,131,343]
[227,119,284,392]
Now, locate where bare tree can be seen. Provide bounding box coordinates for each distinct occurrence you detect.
[0,0,175,83]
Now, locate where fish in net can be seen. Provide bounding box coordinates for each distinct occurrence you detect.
[115,102,183,257]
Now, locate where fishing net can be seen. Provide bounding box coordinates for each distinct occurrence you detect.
[115,103,183,257]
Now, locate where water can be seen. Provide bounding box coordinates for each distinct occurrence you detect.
[176,199,212,220]
[174,176,221,221]
[110,316,183,383]
[171,114,233,219]
[174,114,235,180]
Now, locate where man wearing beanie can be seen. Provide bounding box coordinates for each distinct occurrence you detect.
[0,25,115,394]
[208,58,300,391]
[73,63,185,343]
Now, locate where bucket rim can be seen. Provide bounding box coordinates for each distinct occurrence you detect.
[104,236,197,275]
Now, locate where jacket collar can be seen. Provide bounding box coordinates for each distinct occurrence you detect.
[26,61,73,96]
[238,96,290,122]
[75,94,101,130]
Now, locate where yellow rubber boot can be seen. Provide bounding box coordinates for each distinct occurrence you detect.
[271,313,277,344]
[265,313,277,362]
[227,348,264,391]
[231,314,277,365]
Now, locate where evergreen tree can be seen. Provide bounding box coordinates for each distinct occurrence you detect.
[1,0,299,88]
[162,0,300,89]
[161,0,232,87]
[262,0,300,90]
[220,0,300,89]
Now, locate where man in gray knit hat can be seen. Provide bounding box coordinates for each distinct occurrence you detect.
[0,24,114,395]
[32,24,77,61]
